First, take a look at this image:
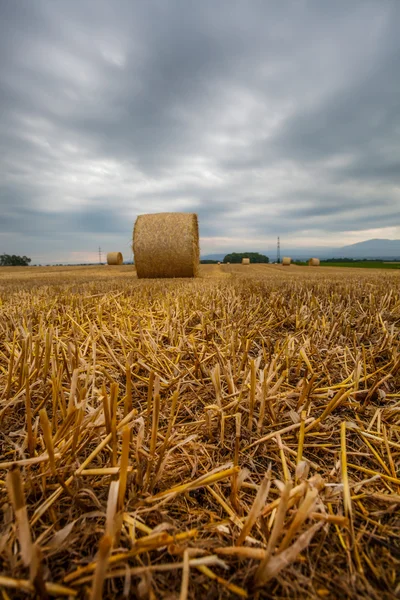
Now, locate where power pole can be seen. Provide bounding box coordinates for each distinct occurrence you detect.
[277,237,280,264]
[98,247,102,264]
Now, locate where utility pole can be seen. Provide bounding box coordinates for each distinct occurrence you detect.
[277,237,280,264]
[98,247,102,264]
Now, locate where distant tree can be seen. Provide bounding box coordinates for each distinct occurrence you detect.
[326,257,354,262]
[0,254,31,266]
[200,259,220,264]
[223,252,269,264]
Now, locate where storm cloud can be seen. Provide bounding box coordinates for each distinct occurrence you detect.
[0,0,399,263]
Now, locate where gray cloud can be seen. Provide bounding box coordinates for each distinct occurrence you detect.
[0,0,399,262]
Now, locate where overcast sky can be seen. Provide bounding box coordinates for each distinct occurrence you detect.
[1,1,399,263]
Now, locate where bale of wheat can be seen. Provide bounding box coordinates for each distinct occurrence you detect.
[242,258,250,265]
[308,258,320,266]
[218,262,221,265]
[282,257,291,266]
[107,252,123,265]
[133,213,199,278]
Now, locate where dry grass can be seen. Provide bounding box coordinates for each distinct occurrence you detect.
[0,265,399,599]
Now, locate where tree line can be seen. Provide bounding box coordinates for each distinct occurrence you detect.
[201,252,269,264]
[223,252,269,263]
[0,254,31,266]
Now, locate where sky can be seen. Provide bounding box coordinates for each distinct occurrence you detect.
[1,1,400,264]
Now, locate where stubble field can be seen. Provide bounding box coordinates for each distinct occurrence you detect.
[0,264,399,599]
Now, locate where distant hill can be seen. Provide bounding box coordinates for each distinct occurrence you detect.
[201,239,400,261]
[336,239,400,258]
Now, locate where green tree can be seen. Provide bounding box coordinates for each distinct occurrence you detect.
[223,252,269,264]
[0,254,32,266]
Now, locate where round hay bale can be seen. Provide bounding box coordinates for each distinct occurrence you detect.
[308,258,320,266]
[227,262,230,265]
[217,262,221,265]
[133,212,199,278]
[107,252,123,265]
[242,258,250,265]
[282,257,291,266]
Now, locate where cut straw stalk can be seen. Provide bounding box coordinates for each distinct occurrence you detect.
[106,480,120,539]
[6,465,33,566]
[25,366,34,456]
[255,481,292,586]
[236,469,271,545]
[144,376,161,490]
[196,564,248,598]
[276,433,290,482]
[146,464,239,503]
[257,521,324,584]
[150,388,179,489]
[90,535,113,600]
[39,408,56,474]
[230,412,241,511]
[305,388,354,432]
[244,418,314,451]
[117,425,130,511]
[179,549,190,600]
[341,422,363,573]
[347,463,400,485]
[296,410,307,466]
[278,487,318,552]
[30,543,48,600]
[79,467,135,476]
[72,557,234,589]
[340,422,352,526]
[124,362,132,416]
[0,453,61,470]
[0,576,76,597]
[248,359,256,430]
[145,370,155,436]
[65,530,199,583]
[110,382,119,467]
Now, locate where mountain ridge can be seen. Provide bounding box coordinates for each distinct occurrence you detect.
[201,238,400,261]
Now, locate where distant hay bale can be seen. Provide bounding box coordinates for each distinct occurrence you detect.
[107,252,123,265]
[227,262,230,265]
[308,258,320,266]
[242,258,250,265]
[133,212,199,278]
[282,257,291,266]
[218,262,221,265]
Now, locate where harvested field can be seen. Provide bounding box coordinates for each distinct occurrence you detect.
[0,265,399,599]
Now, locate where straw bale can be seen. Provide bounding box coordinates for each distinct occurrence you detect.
[242,258,250,265]
[308,258,320,266]
[133,213,199,278]
[282,257,291,266]
[107,252,123,266]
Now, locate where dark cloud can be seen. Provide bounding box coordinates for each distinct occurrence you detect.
[0,0,399,262]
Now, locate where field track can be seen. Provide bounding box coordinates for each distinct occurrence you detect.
[0,265,399,599]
